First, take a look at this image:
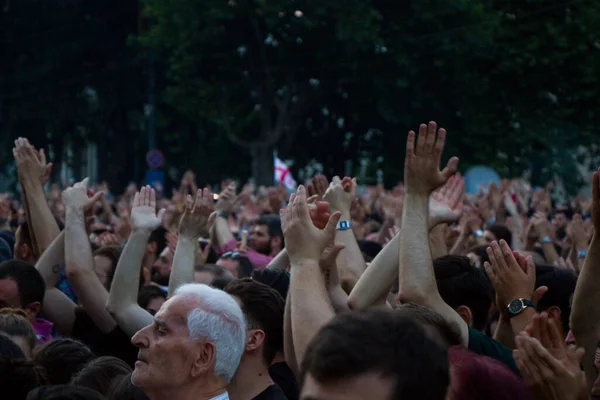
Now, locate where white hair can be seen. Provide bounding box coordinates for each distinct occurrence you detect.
[174,283,246,382]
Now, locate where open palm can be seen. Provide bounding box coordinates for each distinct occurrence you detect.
[131,186,164,231]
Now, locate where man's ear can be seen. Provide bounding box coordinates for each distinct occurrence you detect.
[245,329,265,353]
[191,341,216,378]
[25,301,41,320]
[456,305,473,328]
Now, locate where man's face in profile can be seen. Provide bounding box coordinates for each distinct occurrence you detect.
[250,224,271,254]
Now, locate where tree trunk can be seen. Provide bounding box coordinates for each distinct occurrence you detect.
[250,146,273,186]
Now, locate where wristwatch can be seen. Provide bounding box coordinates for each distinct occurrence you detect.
[578,249,588,258]
[337,220,352,231]
[540,235,553,244]
[216,210,229,219]
[507,298,533,318]
[474,229,484,238]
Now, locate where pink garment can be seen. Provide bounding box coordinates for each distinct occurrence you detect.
[33,318,54,344]
[220,239,273,269]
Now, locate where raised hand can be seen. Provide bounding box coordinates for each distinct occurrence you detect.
[13,137,53,185]
[130,186,165,232]
[323,176,357,215]
[62,178,104,211]
[429,174,464,226]
[531,211,552,240]
[484,240,543,309]
[281,186,342,265]
[515,313,585,400]
[569,213,590,250]
[216,183,236,213]
[404,121,459,196]
[308,174,329,201]
[179,188,214,239]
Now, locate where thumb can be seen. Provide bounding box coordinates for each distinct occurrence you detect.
[46,163,53,176]
[532,286,548,306]
[88,191,104,204]
[208,211,217,227]
[441,157,460,180]
[323,243,345,265]
[324,211,342,237]
[157,208,166,222]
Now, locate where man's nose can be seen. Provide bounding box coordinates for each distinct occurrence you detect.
[132,327,149,348]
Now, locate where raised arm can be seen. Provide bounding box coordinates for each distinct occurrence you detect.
[570,168,600,397]
[266,249,289,270]
[168,188,213,296]
[323,176,366,292]
[212,183,236,248]
[107,186,164,337]
[347,178,462,311]
[34,230,78,335]
[283,186,341,366]
[63,178,116,333]
[397,121,469,345]
[13,138,58,257]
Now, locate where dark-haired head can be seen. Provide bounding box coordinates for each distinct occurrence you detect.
[0,260,46,322]
[300,309,450,400]
[137,285,167,316]
[0,308,36,357]
[0,334,43,399]
[535,265,576,335]
[217,253,254,279]
[93,245,123,290]
[434,255,493,331]
[225,278,285,364]
[485,225,513,247]
[26,385,104,400]
[70,356,132,396]
[106,373,150,400]
[33,338,96,385]
[251,268,290,300]
[251,216,284,255]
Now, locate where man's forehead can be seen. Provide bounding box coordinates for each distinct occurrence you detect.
[155,295,198,323]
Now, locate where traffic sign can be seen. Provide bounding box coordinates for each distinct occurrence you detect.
[146,149,165,169]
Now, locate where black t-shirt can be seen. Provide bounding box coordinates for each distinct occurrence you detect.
[71,307,138,366]
[468,327,519,376]
[253,384,288,400]
[269,362,298,400]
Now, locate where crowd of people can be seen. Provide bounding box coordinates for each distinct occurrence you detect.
[0,123,598,399]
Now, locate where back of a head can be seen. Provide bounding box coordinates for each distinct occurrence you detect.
[26,385,104,400]
[252,268,290,300]
[300,309,450,400]
[236,256,254,278]
[33,338,96,385]
[449,346,532,400]
[0,260,46,309]
[137,285,167,310]
[535,265,577,331]
[70,356,132,395]
[394,303,463,347]
[433,255,493,331]
[107,373,151,400]
[149,226,167,255]
[0,308,36,355]
[0,334,42,399]
[224,278,285,364]
[486,224,512,246]
[174,283,247,382]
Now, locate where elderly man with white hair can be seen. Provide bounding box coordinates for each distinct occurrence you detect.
[131,283,247,400]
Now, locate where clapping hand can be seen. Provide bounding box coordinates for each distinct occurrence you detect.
[179,188,214,239]
[323,176,357,215]
[429,173,464,226]
[514,313,585,400]
[281,186,342,265]
[62,178,104,212]
[13,138,53,186]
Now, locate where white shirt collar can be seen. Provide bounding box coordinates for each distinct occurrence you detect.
[210,392,229,400]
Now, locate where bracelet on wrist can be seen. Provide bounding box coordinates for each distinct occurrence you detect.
[216,210,229,219]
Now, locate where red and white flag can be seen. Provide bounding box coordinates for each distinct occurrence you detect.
[274,155,297,190]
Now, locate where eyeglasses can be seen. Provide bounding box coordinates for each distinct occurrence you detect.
[221,252,245,260]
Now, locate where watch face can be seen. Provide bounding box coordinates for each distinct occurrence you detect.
[508,299,523,315]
